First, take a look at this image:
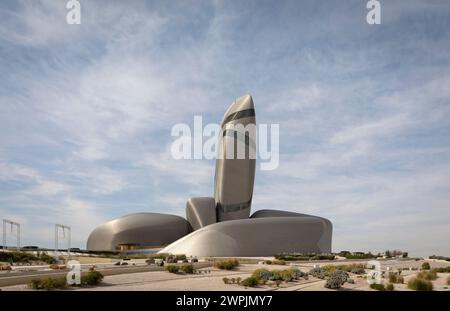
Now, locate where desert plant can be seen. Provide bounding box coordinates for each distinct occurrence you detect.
[265,260,272,265]
[432,266,450,273]
[447,276,450,285]
[274,253,335,261]
[347,278,355,284]
[388,272,404,284]
[214,259,239,270]
[222,277,229,284]
[279,269,295,282]
[166,265,180,274]
[81,271,104,286]
[275,279,282,287]
[421,262,431,270]
[29,277,67,290]
[175,254,187,261]
[180,264,194,274]
[309,267,327,279]
[370,283,386,291]
[39,253,56,264]
[289,267,306,279]
[417,270,437,280]
[241,276,258,287]
[165,255,176,263]
[324,270,349,289]
[145,258,155,265]
[252,268,273,281]
[386,283,395,291]
[408,277,433,291]
[236,277,241,284]
[350,267,366,275]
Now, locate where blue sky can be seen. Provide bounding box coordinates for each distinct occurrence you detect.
[0,0,449,256]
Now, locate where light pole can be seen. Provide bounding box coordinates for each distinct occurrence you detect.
[55,224,71,257]
[2,219,20,251]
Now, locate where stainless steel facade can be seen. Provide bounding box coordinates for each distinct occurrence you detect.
[87,95,333,256]
[214,94,256,222]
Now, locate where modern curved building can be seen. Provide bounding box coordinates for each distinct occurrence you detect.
[87,95,333,256]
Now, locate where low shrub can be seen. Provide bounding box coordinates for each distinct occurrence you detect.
[324,270,349,289]
[429,255,450,261]
[386,283,395,291]
[39,253,56,264]
[145,258,155,265]
[447,276,450,285]
[370,283,386,291]
[279,269,295,282]
[433,266,450,273]
[275,279,282,287]
[289,267,306,279]
[214,259,239,270]
[341,252,376,260]
[421,262,431,270]
[166,265,180,274]
[29,277,67,290]
[350,267,366,275]
[81,271,104,286]
[236,277,241,284]
[222,277,229,284]
[408,277,433,291]
[323,264,366,274]
[417,270,437,281]
[181,264,194,274]
[252,268,273,282]
[165,256,176,263]
[274,253,335,261]
[241,276,258,287]
[265,260,272,265]
[388,272,404,284]
[347,278,355,284]
[191,258,198,263]
[0,251,39,263]
[309,267,327,279]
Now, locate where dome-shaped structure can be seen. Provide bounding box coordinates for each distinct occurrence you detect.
[87,213,190,251]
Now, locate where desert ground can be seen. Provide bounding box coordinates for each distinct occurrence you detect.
[1,258,449,291]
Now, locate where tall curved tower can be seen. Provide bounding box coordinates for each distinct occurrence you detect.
[214,94,256,222]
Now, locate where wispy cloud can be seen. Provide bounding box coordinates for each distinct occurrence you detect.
[0,0,449,256]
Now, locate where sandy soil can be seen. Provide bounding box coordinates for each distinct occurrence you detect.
[1,260,449,291]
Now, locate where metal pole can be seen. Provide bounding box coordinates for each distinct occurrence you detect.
[68,227,71,258]
[2,220,6,250]
[17,223,20,251]
[55,224,58,253]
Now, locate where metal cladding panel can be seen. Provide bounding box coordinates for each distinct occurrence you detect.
[159,216,332,257]
[86,213,191,251]
[186,197,216,231]
[214,94,256,222]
